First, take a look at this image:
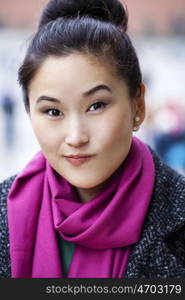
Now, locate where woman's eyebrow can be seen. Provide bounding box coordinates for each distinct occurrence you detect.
[36,84,112,104]
[83,84,112,97]
[36,96,60,104]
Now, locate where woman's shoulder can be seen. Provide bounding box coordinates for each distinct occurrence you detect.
[0,174,17,220]
[0,174,17,227]
[126,146,185,278]
[0,175,16,278]
[149,146,185,190]
[0,175,17,205]
[147,146,185,230]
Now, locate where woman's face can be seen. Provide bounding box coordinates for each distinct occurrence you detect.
[29,53,144,201]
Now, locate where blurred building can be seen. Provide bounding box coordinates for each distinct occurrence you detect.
[0,0,185,35]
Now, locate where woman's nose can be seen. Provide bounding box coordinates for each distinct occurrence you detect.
[64,118,89,147]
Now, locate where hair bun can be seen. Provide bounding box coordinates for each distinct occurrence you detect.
[39,0,128,31]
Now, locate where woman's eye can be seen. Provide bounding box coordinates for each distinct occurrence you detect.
[44,109,62,117]
[88,102,107,112]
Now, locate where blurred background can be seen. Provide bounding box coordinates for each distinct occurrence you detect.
[0,0,185,181]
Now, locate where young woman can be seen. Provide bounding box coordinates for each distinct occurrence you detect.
[0,0,185,278]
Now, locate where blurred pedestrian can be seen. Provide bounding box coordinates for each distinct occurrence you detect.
[1,92,15,148]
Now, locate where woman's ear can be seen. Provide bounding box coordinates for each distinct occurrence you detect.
[133,83,146,131]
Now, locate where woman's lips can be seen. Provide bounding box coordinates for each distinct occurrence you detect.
[64,156,93,166]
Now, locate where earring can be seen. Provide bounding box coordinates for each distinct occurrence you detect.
[133,116,140,132]
[134,116,140,122]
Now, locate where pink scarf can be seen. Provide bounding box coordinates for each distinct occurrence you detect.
[7,137,155,278]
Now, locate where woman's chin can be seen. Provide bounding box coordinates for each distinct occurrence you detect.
[66,176,106,190]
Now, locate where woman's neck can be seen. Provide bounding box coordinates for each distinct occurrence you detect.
[75,169,121,203]
[75,185,104,203]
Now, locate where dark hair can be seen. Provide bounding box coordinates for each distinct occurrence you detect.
[18,0,142,112]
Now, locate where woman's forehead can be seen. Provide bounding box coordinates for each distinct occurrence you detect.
[29,53,126,95]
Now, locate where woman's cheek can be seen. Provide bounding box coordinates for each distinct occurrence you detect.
[103,110,131,141]
[32,123,59,152]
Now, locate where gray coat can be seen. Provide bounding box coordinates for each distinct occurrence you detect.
[1,149,185,278]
